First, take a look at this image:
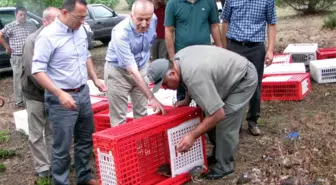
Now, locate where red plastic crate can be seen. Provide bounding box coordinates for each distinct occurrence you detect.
[317,48,336,60]
[93,107,207,185]
[261,73,311,101]
[90,96,109,114]
[272,53,292,64]
[93,105,174,132]
[93,104,133,132]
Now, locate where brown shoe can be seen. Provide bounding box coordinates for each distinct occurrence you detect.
[77,179,99,185]
[248,122,261,136]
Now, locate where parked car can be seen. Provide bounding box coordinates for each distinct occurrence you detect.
[0,7,42,73]
[0,4,126,73]
[85,4,127,45]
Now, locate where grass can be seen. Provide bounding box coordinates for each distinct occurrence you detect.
[0,162,5,172]
[0,149,16,158]
[0,130,9,143]
[36,177,52,185]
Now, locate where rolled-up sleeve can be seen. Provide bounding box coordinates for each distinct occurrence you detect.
[266,0,277,24]
[32,35,54,74]
[221,0,231,22]
[111,31,137,68]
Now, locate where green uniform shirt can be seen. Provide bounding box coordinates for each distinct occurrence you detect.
[164,0,220,52]
[175,45,249,116]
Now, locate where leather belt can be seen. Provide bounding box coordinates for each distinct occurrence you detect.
[229,39,263,47]
[62,84,85,93]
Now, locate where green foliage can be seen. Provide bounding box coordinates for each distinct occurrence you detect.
[36,177,52,185]
[276,0,336,14]
[0,0,120,15]
[0,163,5,173]
[125,0,135,10]
[0,130,9,143]
[323,13,336,29]
[0,149,16,158]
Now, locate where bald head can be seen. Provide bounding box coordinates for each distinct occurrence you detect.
[42,7,61,27]
[130,0,154,33]
[131,0,154,16]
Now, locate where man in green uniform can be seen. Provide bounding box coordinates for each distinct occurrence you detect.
[147,45,257,179]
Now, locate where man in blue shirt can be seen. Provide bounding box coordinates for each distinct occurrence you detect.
[105,0,166,126]
[221,0,277,137]
[32,0,106,184]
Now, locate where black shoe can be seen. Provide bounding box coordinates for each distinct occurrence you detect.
[205,169,234,180]
[248,121,261,136]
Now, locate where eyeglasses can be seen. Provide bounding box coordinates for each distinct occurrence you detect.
[69,12,86,20]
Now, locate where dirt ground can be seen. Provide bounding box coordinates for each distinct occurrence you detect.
[1,9,336,185]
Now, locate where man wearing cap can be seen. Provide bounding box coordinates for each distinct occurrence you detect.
[148,45,258,179]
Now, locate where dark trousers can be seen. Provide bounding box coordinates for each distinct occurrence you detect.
[45,85,94,185]
[227,40,265,123]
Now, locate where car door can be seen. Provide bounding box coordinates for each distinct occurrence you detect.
[88,5,120,39]
[0,10,15,69]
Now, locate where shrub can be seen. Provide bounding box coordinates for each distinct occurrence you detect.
[277,0,336,14]
[323,13,336,29]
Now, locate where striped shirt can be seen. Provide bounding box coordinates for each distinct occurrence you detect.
[0,21,36,56]
[221,0,277,42]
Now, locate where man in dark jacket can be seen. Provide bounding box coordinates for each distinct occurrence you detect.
[21,7,60,179]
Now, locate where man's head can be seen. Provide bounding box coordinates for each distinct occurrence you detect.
[147,58,180,93]
[131,0,154,33]
[42,7,61,27]
[60,0,87,30]
[15,7,27,24]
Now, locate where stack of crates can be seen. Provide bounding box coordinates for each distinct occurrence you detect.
[310,58,336,83]
[261,73,311,101]
[283,43,318,65]
[93,107,207,185]
[316,48,336,60]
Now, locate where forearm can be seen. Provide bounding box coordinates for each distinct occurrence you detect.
[86,57,99,83]
[211,24,223,47]
[190,108,225,139]
[165,29,175,60]
[267,24,276,52]
[127,67,155,101]
[221,22,229,49]
[33,72,63,97]
[0,35,9,49]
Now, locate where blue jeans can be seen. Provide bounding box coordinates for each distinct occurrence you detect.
[45,85,94,185]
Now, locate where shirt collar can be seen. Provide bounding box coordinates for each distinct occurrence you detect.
[54,16,73,33]
[14,20,28,26]
[179,0,199,3]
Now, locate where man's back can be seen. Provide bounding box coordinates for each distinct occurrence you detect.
[176,45,248,98]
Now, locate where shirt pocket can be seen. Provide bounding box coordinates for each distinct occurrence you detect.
[77,38,89,61]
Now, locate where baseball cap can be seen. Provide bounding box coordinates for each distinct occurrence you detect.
[147,58,170,93]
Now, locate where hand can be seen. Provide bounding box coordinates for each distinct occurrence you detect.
[177,132,197,153]
[174,99,189,108]
[5,47,11,55]
[265,50,274,66]
[149,97,166,115]
[57,91,77,110]
[94,79,107,92]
